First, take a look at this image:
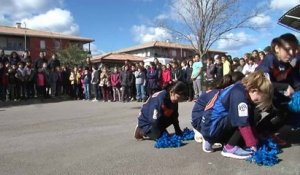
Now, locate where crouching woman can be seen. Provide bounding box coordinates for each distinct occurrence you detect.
[200,71,273,159]
[134,81,187,140]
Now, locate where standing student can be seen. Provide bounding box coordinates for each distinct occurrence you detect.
[91,66,100,101]
[111,67,121,102]
[146,62,159,97]
[186,60,194,101]
[205,58,215,84]
[191,54,203,99]
[172,62,183,82]
[120,64,132,102]
[134,81,187,140]
[222,56,231,76]
[49,67,59,97]
[36,68,46,99]
[161,64,172,88]
[134,66,146,102]
[82,68,91,100]
[99,66,111,102]
[69,66,81,100]
[242,57,258,76]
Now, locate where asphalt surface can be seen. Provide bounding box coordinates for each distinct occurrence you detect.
[0,100,299,175]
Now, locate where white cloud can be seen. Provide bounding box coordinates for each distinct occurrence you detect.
[217,32,256,51]
[0,0,79,35]
[270,0,300,10]
[21,8,79,35]
[250,14,272,27]
[131,25,172,43]
[84,43,105,56]
[155,14,169,21]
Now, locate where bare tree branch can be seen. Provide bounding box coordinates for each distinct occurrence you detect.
[160,0,265,58]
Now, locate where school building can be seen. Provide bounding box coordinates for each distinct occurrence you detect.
[91,41,226,65]
[0,23,94,60]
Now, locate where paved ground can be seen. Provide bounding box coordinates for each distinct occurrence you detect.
[0,100,299,175]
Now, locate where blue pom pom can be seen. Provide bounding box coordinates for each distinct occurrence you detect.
[182,128,195,141]
[288,91,300,113]
[154,128,194,148]
[247,138,282,166]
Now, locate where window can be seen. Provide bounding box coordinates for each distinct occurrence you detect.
[7,37,24,50]
[0,37,6,48]
[183,51,186,57]
[40,40,46,49]
[54,40,61,50]
[147,50,150,57]
[171,49,177,57]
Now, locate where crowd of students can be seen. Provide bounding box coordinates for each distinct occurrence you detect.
[134,33,300,160]
[0,47,268,103]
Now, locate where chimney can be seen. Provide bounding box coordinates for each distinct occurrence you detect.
[16,22,22,29]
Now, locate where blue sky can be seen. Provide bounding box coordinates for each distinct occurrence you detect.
[0,0,300,57]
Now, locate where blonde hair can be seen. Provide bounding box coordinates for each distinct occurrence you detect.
[241,71,273,111]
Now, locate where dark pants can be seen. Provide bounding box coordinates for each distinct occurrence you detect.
[71,84,80,99]
[37,86,46,98]
[91,84,100,99]
[146,117,178,140]
[101,86,111,101]
[187,82,194,100]
[0,85,6,101]
[121,86,131,102]
[26,81,35,98]
[8,84,16,100]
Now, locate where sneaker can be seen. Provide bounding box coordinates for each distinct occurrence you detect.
[202,138,213,153]
[193,128,203,143]
[134,125,144,140]
[221,146,252,159]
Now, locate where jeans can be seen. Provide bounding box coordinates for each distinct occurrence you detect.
[136,84,145,100]
[84,83,90,100]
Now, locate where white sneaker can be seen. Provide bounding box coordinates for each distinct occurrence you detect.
[193,128,203,143]
[202,138,213,153]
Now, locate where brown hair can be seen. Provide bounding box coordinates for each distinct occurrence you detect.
[241,71,273,111]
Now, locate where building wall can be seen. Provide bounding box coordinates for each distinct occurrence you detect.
[0,35,88,62]
[29,37,72,60]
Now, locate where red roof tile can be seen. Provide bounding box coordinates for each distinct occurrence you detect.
[0,25,94,43]
[91,53,144,63]
[115,41,226,53]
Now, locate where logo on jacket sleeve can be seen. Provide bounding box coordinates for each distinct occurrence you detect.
[238,102,248,117]
[153,109,158,119]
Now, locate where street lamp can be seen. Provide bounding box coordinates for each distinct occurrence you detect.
[23,22,27,51]
[175,37,183,59]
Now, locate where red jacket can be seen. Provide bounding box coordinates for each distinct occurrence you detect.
[110,72,120,87]
[161,69,171,87]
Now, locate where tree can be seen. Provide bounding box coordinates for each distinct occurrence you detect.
[159,0,263,58]
[57,44,88,66]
